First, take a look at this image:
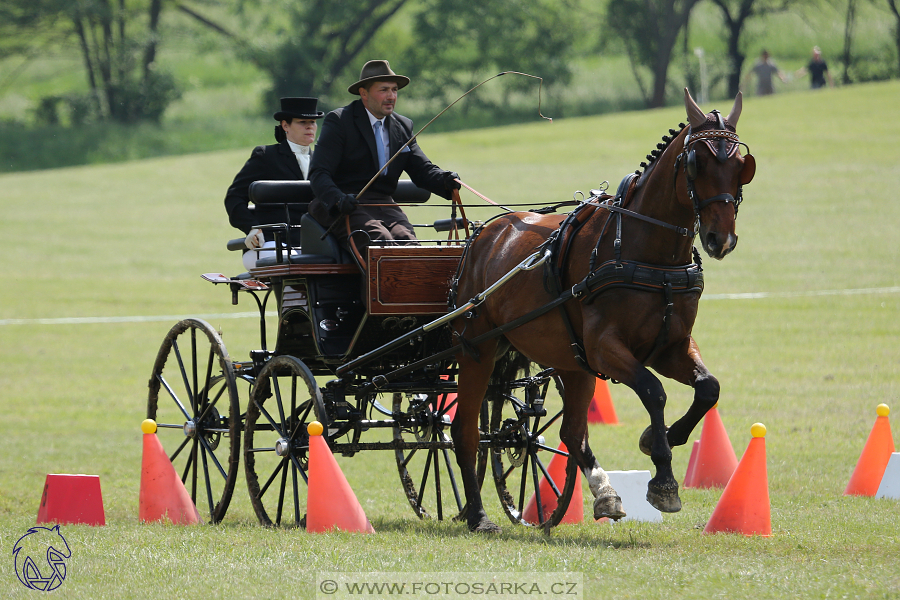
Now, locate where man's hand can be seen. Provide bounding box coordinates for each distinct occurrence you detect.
[245,228,265,249]
[337,194,358,215]
[443,171,461,191]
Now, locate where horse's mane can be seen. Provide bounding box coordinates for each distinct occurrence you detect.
[633,113,738,180]
[634,122,687,178]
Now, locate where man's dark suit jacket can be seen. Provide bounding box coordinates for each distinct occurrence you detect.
[224,140,307,244]
[309,99,451,218]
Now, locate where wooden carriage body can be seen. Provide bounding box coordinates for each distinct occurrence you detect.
[248,244,464,374]
[230,179,465,375]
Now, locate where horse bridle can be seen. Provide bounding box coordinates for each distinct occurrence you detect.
[678,112,753,225]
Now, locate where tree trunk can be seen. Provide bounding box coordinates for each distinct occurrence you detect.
[725,21,744,97]
[73,17,103,116]
[888,0,900,77]
[842,0,857,84]
[143,0,163,79]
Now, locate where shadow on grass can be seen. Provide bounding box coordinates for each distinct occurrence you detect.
[366,517,653,549]
[205,515,651,548]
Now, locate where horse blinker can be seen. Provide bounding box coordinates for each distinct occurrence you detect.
[740,153,756,185]
[686,149,698,180]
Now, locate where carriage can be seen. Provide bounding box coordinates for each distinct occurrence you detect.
[145,89,755,532]
[146,178,568,528]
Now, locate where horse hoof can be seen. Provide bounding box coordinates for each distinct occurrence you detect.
[593,487,626,521]
[638,426,653,456]
[472,517,502,534]
[647,481,682,513]
[638,425,671,456]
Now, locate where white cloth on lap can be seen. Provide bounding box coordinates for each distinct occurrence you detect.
[242,240,302,270]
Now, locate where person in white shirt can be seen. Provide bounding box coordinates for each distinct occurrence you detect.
[224,97,324,269]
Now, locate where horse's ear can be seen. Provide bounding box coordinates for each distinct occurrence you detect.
[740,153,756,185]
[727,92,743,128]
[684,88,706,128]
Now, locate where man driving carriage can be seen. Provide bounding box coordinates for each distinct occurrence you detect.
[309,60,461,249]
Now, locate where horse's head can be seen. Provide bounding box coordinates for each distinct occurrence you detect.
[682,89,756,260]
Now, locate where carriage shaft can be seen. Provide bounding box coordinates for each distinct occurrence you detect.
[336,250,549,377]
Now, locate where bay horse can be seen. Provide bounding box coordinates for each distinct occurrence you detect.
[450,89,756,532]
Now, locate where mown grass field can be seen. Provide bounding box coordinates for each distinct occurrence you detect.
[1,81,899,599]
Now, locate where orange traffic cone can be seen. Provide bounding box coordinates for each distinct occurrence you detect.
[844,404,895,496]
[703,423,771,537]
[306,422,375,533]
[687,406,738,489]
[683,440,701,488]
[587,379,619,425]
[522,442,583,524]
[138,420,202,525]
[437,375,457,422]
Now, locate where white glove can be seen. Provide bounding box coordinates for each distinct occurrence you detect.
[245,228,265,249]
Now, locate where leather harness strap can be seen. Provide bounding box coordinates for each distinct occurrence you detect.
[541,176,704,379]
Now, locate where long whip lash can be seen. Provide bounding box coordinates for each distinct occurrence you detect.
[323,71,551,239]
[359,70,552,200]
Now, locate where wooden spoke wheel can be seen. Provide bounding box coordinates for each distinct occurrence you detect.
[147,318,240,524]
[485,375,577,528]
[243,355,326,528]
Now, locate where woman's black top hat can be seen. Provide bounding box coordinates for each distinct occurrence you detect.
[273,97,325,121]
[348,60,410,95]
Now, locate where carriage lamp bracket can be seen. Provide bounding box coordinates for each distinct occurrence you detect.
[249,350,271,375]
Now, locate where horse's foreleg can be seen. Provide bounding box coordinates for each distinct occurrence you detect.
[591,336,681,513]
[451,344,501,533]
[556,371,626,521]
[649,336,720,449]
[629,366,682,512]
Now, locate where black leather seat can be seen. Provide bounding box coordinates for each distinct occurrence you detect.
[241,180,430,268]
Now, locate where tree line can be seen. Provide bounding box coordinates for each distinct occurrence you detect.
[2,0,899,126]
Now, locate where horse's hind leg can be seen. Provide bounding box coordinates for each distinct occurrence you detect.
[451,341,502,533]
[556,371,626,522]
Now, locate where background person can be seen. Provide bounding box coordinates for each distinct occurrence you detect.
[224,97,324,269]
[742,50,787,96]
[795,46,834,89]
[308,60,460,249]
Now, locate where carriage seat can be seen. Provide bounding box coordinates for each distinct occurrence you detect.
[239,180,430,268]
[253,213,354,267]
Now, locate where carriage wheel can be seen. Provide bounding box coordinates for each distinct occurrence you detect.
[244,355,326,528]
[392,391,486,521]
[486,375,578,528]
[147,318,240,524]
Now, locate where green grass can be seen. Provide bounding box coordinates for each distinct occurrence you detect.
[1,81,899,599]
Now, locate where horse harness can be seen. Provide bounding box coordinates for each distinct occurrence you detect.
[449,118,749,380]
[541,181,704,380]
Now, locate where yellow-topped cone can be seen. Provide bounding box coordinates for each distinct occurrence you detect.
[845,404,895,496]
